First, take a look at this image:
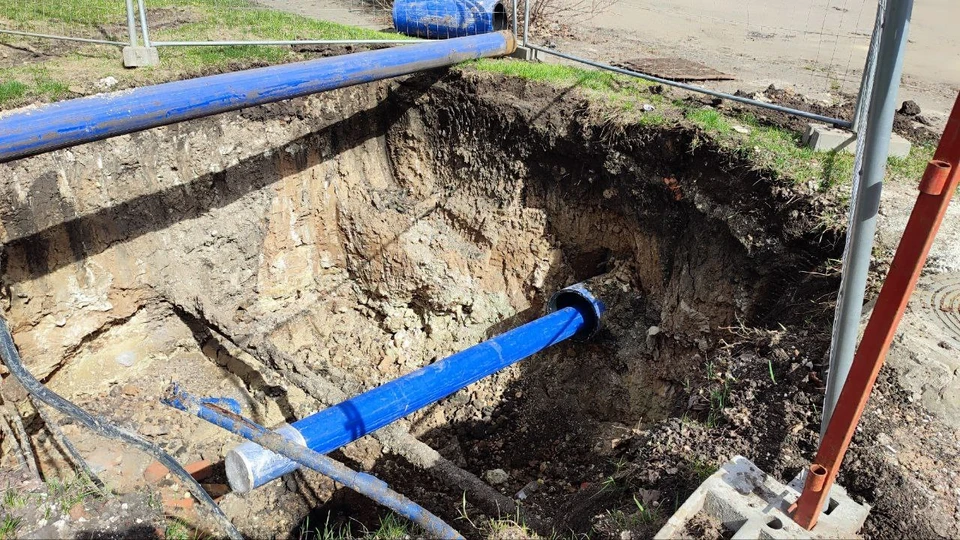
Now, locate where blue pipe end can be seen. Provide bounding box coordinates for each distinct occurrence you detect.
[547,282,606,341]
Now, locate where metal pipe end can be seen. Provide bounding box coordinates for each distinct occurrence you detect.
[225,424,306,494]
[918,159,951,195]
[547,282,606,341]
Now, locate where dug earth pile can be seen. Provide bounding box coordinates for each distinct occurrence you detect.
[0,69,957,538]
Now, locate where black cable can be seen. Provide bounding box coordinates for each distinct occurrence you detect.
[29,396,105,490]
[0,316,242,540]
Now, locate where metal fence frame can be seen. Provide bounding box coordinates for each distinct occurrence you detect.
[0,0,879,132]
[137,0,424,48]
[0,0,136,47]
[518,0,879,129]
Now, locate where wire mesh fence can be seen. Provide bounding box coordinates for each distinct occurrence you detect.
[140,0,513,46]
[520,0,878,106]
[0,0,876,127]
[0,0,133,46]
[140,0,397,45]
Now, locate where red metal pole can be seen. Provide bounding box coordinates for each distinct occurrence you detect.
[791,92,960,530]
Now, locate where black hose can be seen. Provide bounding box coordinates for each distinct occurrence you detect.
[29,396,105,490]
[0,316,242,540]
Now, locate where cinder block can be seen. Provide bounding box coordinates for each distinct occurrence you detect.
[805,123,912,158]
[655,455,870,539]
[123,46,160,68]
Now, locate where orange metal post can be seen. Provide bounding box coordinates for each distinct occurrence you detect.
[791,93,960,530]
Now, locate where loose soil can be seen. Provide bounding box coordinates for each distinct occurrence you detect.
[0,64,958,540]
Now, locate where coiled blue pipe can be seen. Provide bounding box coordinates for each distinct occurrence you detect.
[0,31,515,163]
[393,0,508,39]
[227,284,604,493]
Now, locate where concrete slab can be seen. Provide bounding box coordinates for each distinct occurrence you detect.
[655,455,870,539]
[509,45,538,61]
[804,123,912,158]
[123,46,160,68]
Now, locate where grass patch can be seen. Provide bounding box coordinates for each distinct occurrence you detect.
[685,108,731,136]
[367,513,413,539]
[164,517,201,540]
[0,0,406,104]
[0,515,21,540]
[688,458,718,483]
[473,59,935,196]
[0,80,28,105]
[0,66,75,107]
[45,472,101,514]
[296,512,418,540]
[1,489,28,510]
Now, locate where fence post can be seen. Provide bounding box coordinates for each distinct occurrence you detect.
[523,0,530,46]
[125,0,138,47]
[851,0,885,134]
[137,0,152,47]
[820,0,914,438]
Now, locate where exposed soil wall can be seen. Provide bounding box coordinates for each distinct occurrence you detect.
[0,69,955,539]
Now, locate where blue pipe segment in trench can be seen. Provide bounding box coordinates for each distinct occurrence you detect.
[163,385,464,539]
[0,31,516,163]
[227,284,605,493]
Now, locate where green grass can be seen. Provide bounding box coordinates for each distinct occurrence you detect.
[164,517,199,540]
[685,108,731,135]
[0,80,28,105]
[473,58,663,107]
[45,472,101,514]
[0,66,76,107]
[368,513,412,539]
[688,458,718,483]
[1,489,28,510]
[296,512,417,540]
[474,59,935,195]
[0,0,406,104]
[0,515,22,540]
[632,494,659,524]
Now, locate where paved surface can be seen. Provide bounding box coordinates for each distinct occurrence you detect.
[581,0,959,119]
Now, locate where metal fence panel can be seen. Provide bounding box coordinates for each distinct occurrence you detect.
[521,0,881,126]
[0,0,132,46]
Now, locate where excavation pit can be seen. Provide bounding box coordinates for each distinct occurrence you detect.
[0,69,886,538]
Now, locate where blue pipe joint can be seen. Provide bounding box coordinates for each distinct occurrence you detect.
[547,282,605,341]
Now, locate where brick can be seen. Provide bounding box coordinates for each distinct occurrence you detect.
[143,461,169,483]
[184,460,214,482]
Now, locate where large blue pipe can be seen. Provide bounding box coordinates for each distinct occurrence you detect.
[393,0,507,39]
[0,31,515,163]
[226,284,604,493]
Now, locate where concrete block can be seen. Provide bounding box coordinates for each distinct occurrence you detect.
[509,45,538,61]
[123,46,160,68]
[805,123,912,158]
[655,455,870,539]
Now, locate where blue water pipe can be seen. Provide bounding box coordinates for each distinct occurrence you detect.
[163,385,464,539]
[393,0,508,39]
[226,283,605,493]
[0,31,515,163]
